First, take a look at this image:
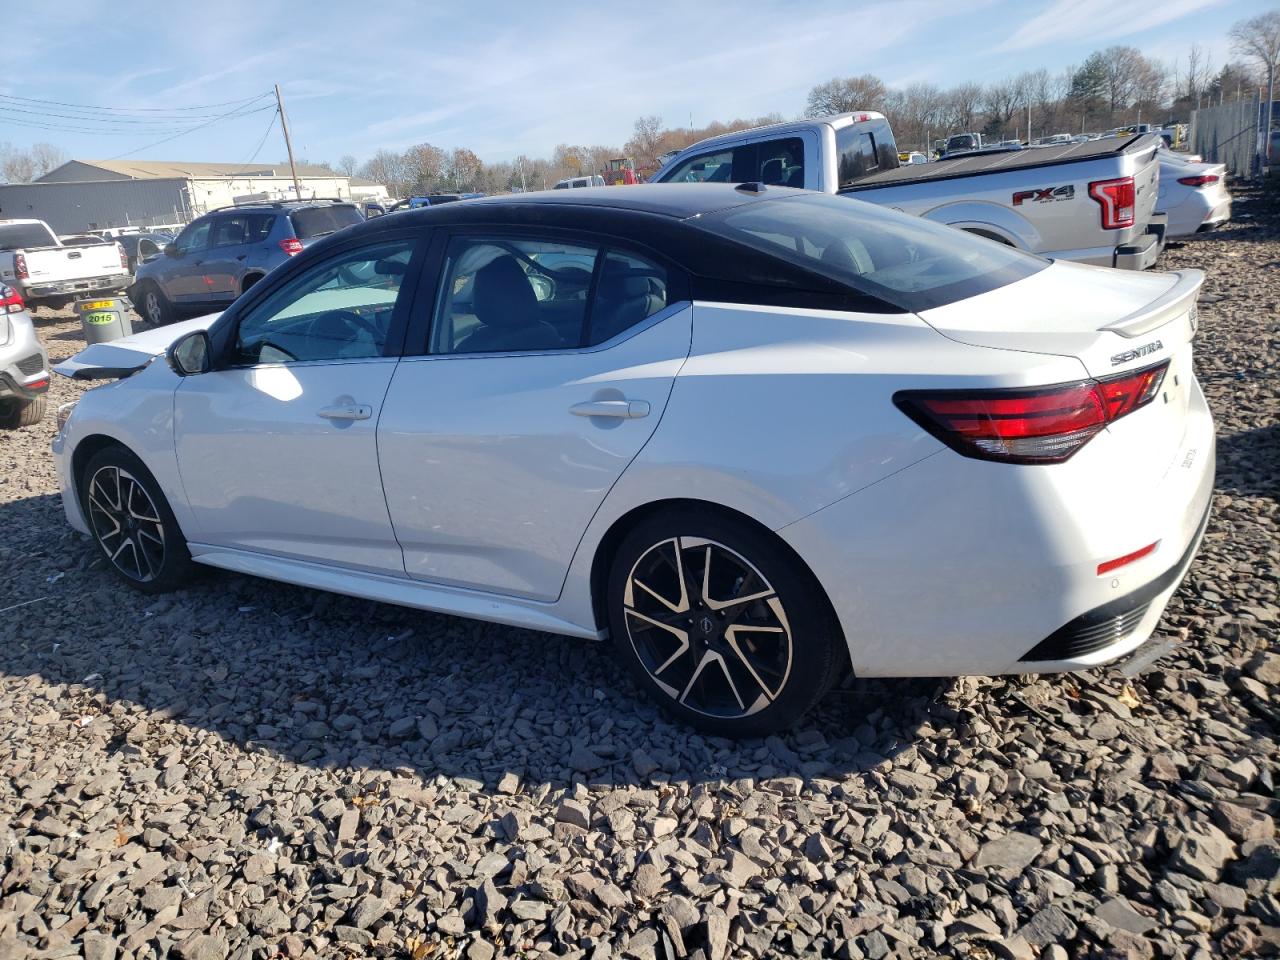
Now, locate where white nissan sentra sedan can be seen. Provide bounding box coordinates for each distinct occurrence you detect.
[52,185,1214,736]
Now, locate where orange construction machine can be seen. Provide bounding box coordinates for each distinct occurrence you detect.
[602,157,639,185]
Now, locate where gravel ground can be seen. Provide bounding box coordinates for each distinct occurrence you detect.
[0,187,1277,960]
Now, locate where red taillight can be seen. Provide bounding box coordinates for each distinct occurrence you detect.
[1097,541,1159,576]
[1176,174,1219,187]
[894,361,1169,464]
[117,242,128,270]
[0,285,22,314]
[279,237,303,256]
[14,252,28,280]
[25,377,49,392]
[1088,176,1136,229]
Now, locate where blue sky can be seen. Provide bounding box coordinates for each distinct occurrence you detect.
[3,0,1273,168]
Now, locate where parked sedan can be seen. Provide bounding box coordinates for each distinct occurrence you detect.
[52,185,1214,734]
[1157,153,1232,238]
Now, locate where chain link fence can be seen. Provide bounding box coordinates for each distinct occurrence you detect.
[1190,95,1262,178]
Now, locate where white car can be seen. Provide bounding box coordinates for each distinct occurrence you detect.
[51,185,1215,735]
[1157,152,1232,238]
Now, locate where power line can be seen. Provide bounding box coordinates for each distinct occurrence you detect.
[105,103,276,160]
[0,91,273,114]
[0,101,270,125]
[242,109,279,166]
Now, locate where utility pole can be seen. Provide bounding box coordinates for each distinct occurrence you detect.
[275,84,304,201]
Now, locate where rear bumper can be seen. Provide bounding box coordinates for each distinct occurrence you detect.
[778,374,1216,678]
[23,275,128,300]
[1,312,50,399]
[1113,213,1167,270]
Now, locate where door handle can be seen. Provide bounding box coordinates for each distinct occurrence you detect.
[570,399,650,419]
[317,403,372,421]
[236,255,247,261]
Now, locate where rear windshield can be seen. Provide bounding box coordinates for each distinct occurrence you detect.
[0,222,57,250]
[289,204,364,240]
[693,192,1047,311]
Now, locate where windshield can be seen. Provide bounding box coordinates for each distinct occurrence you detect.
[0,223,57,250]
[289,205,364,240]
[693,192,1047,311]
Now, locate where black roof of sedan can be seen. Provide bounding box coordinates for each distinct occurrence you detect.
[327,184,899,314]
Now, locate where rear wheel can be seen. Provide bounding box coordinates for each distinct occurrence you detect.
[0,395,46,429]
[607,509,844,736]
[137,282,172,326]
[80,445,193,593]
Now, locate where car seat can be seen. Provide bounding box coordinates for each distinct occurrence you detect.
[454,255,562,353]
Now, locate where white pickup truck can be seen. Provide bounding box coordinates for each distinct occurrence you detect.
[653,112,1168,270]
[0,219,129,310]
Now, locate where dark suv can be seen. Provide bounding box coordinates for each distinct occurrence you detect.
[129,200,365,325]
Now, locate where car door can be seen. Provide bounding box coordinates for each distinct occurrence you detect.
[162,219,214,304]
[201,214,251,303]
[172,235,423,574]
[378,232,691,601]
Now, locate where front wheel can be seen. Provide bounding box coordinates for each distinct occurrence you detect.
[606,509,845,736]
[80,446,193,593]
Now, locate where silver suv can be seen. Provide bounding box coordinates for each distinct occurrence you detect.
[129,200,365,325]
[0,283,50,428]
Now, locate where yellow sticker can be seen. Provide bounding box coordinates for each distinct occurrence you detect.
[82,300,115,310]
[84,312,116,325]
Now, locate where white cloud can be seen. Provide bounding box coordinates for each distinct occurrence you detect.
[997,0,1228,52]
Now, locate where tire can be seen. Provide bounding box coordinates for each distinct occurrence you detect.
[137,282,173,326]
[241,273,264,296]
[606,508,845,736]
[0,395,47,429]
[79,445,193,594]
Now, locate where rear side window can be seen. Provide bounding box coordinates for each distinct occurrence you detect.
[289,205,364,240]
[588,251,668,345]
[837,121,900,188]
[0,223,58,250]
[695,192,1046,311]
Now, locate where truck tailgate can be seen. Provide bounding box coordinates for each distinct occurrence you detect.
[24,245,125,283]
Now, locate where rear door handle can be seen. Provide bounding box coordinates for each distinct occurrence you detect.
[317,403,372,421]
[570,399,650,419]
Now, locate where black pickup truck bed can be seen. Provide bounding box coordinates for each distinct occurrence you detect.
[845,134,1160,192]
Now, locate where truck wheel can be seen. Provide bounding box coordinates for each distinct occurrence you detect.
[0,395,47,429]
[138,283,172,326]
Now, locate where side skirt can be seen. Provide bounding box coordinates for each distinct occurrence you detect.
[187,543,601,640]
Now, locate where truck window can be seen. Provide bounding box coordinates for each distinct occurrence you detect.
[755,138,804,187]
[663,149,735,183]
[0,222,57,250]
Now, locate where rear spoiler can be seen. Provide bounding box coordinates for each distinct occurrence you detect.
[1100,269,1204,338]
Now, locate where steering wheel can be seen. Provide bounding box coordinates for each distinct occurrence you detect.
[315,309,383,342]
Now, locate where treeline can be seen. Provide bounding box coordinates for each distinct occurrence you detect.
[803,48,1261,152]
[342,114,787,197]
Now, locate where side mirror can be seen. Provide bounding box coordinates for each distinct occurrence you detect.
[165,245,181,258]
[167,330,211,377]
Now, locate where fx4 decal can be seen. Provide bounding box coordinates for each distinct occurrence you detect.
[1012,185,1075,206]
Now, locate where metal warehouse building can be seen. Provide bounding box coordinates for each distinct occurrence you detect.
[0,160,383,234]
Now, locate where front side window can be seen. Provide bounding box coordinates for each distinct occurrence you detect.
[662,149,734,183]
[233,240,415,364]
[173,220,211,254]
[432,237,598,354]
[695,192,1046,310]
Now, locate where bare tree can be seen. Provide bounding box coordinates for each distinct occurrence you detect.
[944,82,984,134]
[446,148,483,192]
[1184,43,1214,108]
[405,143,447,194]
[28,143,67,179]
[804,75,888,117]
[624,115,664,167]
[1230,11,1280,153]
[337,154,358,177]
[1101,46,1145,116]
[2,150,36,184]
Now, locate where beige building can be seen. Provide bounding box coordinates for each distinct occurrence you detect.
[0,160,385,234]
